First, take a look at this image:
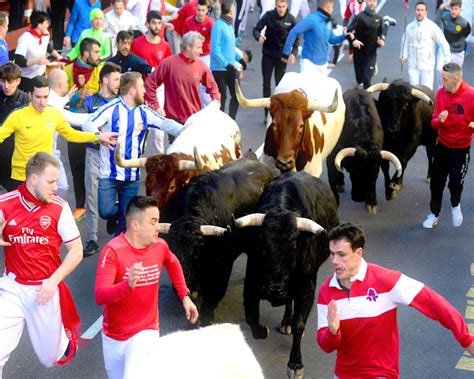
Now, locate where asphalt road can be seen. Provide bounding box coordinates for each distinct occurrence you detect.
[1,1,474,378]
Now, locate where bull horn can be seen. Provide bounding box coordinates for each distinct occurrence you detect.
[296,218,325,234]
[235,79,271,109]
[411,88,433,104]
[200,225,228,236]
[178,160,198,171]
[366,83,389,94]
[193,146,204,170]
[234,213,266,228]
[381,150,403,178]
[114,143,147,168]
[307,89,338,113]
[158,223,171,234]
[334,148,356,172]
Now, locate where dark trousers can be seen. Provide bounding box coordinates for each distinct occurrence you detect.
[50,0,70,50]
[19,77,35,93]
[0,136,14,191]
[68,133,87,209]
[353,52,377,89]
[262,54,286,117]
[212,70,239,120]
[430,141,470,216]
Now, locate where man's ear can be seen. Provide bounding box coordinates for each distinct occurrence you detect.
[355,247,363,258]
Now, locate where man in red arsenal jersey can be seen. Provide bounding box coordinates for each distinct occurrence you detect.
[0,152,83,375]
[317,223,474,378]
[130,10,172,68]
[95,196,198,379]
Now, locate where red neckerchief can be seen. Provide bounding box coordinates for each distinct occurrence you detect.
[72,60,95,89]
[18,182,47,208]
[28,27,49,45]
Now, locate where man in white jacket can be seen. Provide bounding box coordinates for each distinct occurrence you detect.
[400,1,450,90]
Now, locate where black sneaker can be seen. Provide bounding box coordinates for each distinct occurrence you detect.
[106,216,118,235]
[83,240,99,257]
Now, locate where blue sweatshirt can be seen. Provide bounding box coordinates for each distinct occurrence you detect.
[210,17,241,71]
[283,9,346,65]
[65,0,101,44]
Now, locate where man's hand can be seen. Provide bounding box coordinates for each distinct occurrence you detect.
[438,110,448,123]
[128,262,143,288]
[258,34,266,44]
[377,37,385,47]
[345,31,354,40]
[353,39,364,49]
[211,99,221,108]
[35,57,50,66]
[466,341,474,356]
[0,217,12,247]
[36,278,58,304]
[399,56,407,63]
[99,132,120,150]
[63,36,71,47]
[80,89,93,100]
[157,107,166,117]
[67,85,78,100]
[468,121,474,129]
[327,300,340,335]
[182,296,199,324]
[165,22,174,31]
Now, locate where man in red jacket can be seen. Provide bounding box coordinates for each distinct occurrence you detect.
[317,223,474,379]
[422,63,474,228]
[95,195,198,379]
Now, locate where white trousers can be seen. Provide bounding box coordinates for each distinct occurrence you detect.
[259,0,274,17]
[53,149,69,198]
[451,51,465,67]
[199,55,212,107]
[102,330,160,379]
[85,148,100,242]
[144,85,166,157]
[0,273,68,378]
[408,66,434,90]
[290,0,310,19]
[300,58,328,76]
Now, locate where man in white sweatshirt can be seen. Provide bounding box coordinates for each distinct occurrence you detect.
[400,1,450,89]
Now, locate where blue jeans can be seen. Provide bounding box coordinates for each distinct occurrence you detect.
[98,178,139,236]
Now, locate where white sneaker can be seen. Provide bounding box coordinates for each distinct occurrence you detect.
[383,15,397,26]
[452,205,463,227]
[422,213,439,229]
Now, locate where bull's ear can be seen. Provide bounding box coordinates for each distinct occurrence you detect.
[263,125,277,158]
[303,111,312,121]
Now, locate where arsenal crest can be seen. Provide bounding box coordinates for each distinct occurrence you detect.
[39,215,51,230]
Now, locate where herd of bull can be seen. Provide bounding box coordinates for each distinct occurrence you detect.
[114,72,436,378]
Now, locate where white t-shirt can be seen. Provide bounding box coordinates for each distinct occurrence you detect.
[15,31,50,78]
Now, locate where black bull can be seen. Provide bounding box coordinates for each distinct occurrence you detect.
[159,158,274,326]
[234,172,339,378]
[367,80,436,200]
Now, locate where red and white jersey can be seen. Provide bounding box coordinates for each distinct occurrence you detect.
[317,259,473,379]
[344,0,366,23]
[0,190,80,281]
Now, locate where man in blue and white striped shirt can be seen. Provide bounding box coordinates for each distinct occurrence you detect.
[83,71,185,235]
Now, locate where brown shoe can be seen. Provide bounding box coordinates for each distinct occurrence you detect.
[72,208,86,221]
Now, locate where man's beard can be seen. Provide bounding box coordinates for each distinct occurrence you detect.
[134,93,144,105]
[86,56,99,67]
[148,27,161,37]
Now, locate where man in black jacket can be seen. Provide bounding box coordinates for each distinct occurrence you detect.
[0,63,30,192]
[347,0,389,88]
[253,0,298,123]
[108,31,153,75]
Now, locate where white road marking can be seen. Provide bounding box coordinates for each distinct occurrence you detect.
[81,315,103,340]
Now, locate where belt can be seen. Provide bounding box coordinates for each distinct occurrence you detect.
[6,270,45,286]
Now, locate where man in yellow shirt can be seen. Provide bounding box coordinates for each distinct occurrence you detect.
[0,76,118,191]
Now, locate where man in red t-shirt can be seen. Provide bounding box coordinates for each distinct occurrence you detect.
[317,223,474,379]
[145,31,221,123]
[0,152,83,375]
[131,10,172,68]
[183,0,214,64]
[422,63,474,229]
[95,195,198,379]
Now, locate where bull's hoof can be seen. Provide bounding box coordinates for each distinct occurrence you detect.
[365,204,379,214]
[252,325,270,339]
[336,184,345,193]
[287,366,304,379]
[280,324,292,335]
[389,182,402,191]
[385,190,397,201]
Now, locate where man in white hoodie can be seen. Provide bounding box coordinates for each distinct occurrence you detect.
[400,1,450,89]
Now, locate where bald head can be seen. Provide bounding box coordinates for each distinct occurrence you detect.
[47,69,69,96]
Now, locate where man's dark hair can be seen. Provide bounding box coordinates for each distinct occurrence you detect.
[0,62,21,81]
[415,1,427,9]
[221,0,234,15]
[79,37,101,57]
[30,10,49,29]
[318,0,334,7]
[442,62,462,74]
[116,30,134,44]
[126,196,158,220]
[30,75,49,92]
[450,0,462,7]
[100,62,121,82]
[328,223,365,250]
[197,0,209,7]
[147,10,162,24]
[0,12,8,27]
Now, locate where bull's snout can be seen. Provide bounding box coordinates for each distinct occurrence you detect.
[276,157,295,172]
[262,285,288,306]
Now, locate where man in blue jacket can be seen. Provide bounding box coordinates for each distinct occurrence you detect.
[63,0,101,48]
[282,0,349,76]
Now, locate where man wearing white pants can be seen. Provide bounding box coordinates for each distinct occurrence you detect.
[400,1,450,90]
[0,152,84,376]
[94,195,198,379]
